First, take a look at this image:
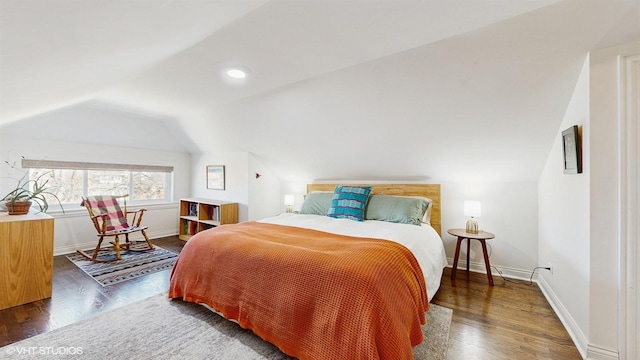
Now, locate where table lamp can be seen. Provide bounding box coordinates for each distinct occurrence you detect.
[464,201,481,234]
[284,195,295,213]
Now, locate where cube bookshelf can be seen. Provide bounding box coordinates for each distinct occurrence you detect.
[179,198,238,241]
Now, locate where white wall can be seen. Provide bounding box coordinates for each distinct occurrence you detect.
[537,41,640,360]
[50,203,179,255]
[587,41,639,360]
[248,154,281,220]
[191,152,249,221]
[0,136,190,255]
[441,182,539,278]
[280,180,308,214]
[538,55,591,357]
[0,104,192,255]
[191,151,281,222]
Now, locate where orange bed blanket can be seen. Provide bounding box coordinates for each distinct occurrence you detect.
[169,221,429,360]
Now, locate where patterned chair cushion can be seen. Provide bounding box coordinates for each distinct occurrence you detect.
[83,196,129,231]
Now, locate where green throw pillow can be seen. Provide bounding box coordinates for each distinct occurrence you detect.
[365,195,430,225]
[299,192,334,215]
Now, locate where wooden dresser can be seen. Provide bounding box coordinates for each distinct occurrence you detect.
[0,212,54,310]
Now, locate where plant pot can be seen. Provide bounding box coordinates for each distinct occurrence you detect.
[6,201,33,215]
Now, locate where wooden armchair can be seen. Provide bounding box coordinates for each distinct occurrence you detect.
[78,194,154,262]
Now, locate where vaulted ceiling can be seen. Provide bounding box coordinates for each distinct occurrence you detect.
[1,0,638,182]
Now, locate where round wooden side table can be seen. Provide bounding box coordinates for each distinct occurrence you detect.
[448,228,496,286]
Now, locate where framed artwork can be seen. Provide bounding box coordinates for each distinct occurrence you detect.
[206,165,225,190]
[562,125,582,174]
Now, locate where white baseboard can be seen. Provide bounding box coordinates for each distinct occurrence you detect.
[446,258,541,282]
[450,259,619,360]
[53,230,178,256]
[586,344,619,360]
[537,275,589,359]
[538,278,620,359]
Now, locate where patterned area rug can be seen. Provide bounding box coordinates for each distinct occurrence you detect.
[66,244,178,286]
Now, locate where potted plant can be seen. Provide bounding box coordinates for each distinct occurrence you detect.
[1,161,64,215]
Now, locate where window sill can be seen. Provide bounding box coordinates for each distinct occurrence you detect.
[45,202,179,219]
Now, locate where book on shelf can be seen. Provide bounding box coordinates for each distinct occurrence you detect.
[206,205,220,221]
[189,203,198,217]
[202,223,215,231]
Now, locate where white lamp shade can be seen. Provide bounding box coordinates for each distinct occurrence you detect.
[464,201,481,217]
[284,195,295,206]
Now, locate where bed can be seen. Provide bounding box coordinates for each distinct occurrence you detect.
[169,184,447,360]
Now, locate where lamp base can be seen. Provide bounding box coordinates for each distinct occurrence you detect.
[466,217,479,234]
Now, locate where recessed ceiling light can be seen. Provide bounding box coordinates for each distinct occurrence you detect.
[226,68,247,79]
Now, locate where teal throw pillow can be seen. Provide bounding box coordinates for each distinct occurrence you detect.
[326,185,372,221]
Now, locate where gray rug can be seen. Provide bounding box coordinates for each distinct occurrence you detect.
[0,294,451,359]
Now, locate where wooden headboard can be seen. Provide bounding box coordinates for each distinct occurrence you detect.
[306,183,442,236]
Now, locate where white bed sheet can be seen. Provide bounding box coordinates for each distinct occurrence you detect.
[259,213,448,302]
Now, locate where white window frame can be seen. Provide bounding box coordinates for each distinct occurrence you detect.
[22,159,174,209]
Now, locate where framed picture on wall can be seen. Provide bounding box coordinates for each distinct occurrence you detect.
[562,125,582,174]
[207,165,225,190]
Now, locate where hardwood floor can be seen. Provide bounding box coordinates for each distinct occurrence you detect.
[432,268,582,360]
[0,236,184,347]
[0,235,581,359]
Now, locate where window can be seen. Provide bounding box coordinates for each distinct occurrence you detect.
[23,159,173,208]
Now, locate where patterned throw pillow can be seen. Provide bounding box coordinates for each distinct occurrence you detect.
[327,185,372,221]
